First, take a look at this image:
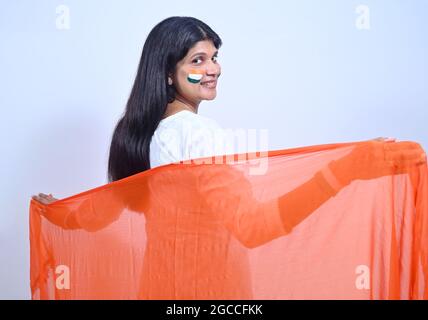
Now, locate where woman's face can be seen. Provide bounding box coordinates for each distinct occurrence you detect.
[170,40,221,103]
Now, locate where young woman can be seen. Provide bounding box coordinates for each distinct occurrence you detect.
[34,16,227,203]
[31,16,426,299]
[32,16,426,204]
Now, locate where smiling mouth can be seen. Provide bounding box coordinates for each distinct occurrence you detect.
[200,80,217,88]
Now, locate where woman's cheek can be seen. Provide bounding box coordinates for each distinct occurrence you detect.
[186,69,204,84]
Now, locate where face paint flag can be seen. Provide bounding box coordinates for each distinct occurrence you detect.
[187,69,204,84]
[29,140,428,299]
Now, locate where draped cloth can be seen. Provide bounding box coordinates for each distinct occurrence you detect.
[29,140,428,299]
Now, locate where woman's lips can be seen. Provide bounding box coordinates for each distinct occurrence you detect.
[200,80,217,89]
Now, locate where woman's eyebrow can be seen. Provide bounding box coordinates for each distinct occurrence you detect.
[190,51,218,59]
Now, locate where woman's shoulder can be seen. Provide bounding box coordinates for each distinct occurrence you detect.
[150,110,229,168]
[156,110,225,143]
[178,112,234,161]
[158,110,222,130]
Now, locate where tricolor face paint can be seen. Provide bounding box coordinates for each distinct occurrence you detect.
[187,69,204,84]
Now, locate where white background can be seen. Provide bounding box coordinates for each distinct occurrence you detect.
[0,0,427,299]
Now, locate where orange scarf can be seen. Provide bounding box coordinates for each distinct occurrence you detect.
[29,140,428,299]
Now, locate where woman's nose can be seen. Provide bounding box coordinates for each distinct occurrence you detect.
[206,61,221,78]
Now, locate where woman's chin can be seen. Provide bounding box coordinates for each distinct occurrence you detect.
[200,91,217,100]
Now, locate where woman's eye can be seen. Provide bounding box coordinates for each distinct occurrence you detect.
[192,56,218,64]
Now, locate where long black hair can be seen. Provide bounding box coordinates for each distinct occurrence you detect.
[107,16,223,182]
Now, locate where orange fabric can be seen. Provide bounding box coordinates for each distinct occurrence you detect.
[29,140,428,299]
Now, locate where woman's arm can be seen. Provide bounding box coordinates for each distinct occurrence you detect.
[34,180,151,232]
[201,140,426,249]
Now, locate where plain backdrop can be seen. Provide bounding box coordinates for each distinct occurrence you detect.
[0,0,427,299]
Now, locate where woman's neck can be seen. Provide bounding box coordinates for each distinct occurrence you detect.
[163,95,200,119]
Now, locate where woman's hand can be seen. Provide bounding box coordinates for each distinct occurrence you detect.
[328,137,426,188]
[31,193,58,205]
[372,136,396,142]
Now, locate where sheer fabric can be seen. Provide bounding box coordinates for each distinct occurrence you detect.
[29,140,428,299]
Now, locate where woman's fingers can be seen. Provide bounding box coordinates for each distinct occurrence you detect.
[384,141,425,163]
[385,149,424,162]
[32,193,57,204]
[32,195,42,201]
[32,196,47,204]
[372,137,396,142]
[383,141,427,170]
[39,193,56,200]
[384,141,424,154]
[384,141,422,151]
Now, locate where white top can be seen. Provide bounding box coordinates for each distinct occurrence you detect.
[149,110,235,169]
